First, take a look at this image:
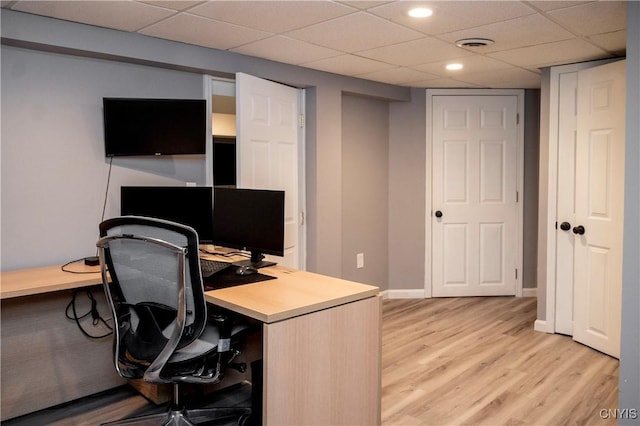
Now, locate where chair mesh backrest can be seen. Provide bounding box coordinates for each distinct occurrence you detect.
[98,216,207,375]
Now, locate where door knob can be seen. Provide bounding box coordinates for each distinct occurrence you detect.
[572,225,585,235]
[435,210,443,218]
[560,222,571,231]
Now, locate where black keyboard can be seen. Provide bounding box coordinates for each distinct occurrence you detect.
[200,259,231,277]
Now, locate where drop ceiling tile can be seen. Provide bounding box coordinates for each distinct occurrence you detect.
[188,1,356,34]
[526,1,593,12]
[11,0,176,32]
[489,38,611,68]
[367,1,536,35]
[231,35,342,65]
[357,67,440,85]
[547,1,626,36]
[587,30,626,56]
[301,54,395,76]
[139,1,205,12]
[439,14,574,53]
[415,55,513,78]
[3,0,628,89]
[412,77,483,88]
[358,37,472,67]
[455,67,542,88]
[338,1,393,10]
[286,11,424,53]
[140,13,270,50]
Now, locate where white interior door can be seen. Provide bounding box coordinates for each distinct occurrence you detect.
[572,60,625,358]
[431,95,520,297]
[236,72,303,269]
[555,71,579,335]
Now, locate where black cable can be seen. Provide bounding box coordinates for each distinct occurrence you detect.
[65,289,113,339]
[61,158,114,273]
[61,257,98,274]
[100,157,113,224]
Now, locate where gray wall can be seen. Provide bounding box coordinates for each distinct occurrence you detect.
[1,46,206,269]
[523,90,540,290]
[341,94,389,288]
[388,88,427,291]
[619,0,640,417]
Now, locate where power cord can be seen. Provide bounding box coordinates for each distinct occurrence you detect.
[61,257,100,274]
[65,289,113,339]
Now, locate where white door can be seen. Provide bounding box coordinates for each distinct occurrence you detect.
[431,95,519,297]
[572,60,625,358]
[236,72,303,269]
[555,71,579,335]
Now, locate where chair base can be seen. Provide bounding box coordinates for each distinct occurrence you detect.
[101,407,252,426]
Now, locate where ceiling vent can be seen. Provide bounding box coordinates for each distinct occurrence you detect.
[455,38,495,48]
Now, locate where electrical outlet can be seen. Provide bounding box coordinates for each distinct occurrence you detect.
[357,253,364,269]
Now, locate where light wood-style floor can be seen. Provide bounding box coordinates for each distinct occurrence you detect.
[382,297,619,426]
[5,297,619,425]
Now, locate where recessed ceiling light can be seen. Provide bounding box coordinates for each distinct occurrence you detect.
[446,63,463,71]
[408,7,433,18]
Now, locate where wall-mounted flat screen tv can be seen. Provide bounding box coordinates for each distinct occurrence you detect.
[103,98,206,157]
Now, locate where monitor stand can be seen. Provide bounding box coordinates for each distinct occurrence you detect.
[233,251,276,269]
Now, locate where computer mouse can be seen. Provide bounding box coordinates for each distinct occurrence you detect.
[236,265,258,276]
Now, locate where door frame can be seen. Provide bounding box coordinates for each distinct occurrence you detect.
[425,89,525,298]
[203,74,307,271]
[537,60,619,334]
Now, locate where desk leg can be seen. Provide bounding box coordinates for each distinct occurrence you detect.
[262,295,381,426]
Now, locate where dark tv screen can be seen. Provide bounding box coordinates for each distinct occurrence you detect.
[103,98,206,157]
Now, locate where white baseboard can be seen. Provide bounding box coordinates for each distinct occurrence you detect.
[534,319,553,333]
[382,288,536,299]
[382,289,426,299]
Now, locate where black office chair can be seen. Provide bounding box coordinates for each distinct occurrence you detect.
[97,216,251,426]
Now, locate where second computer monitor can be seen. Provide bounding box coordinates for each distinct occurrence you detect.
[212,187,285,269]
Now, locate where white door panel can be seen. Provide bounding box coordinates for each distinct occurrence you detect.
[573,60,625,358]
[236,73,302,269]
[432,95,519,297]
[555,71,579,336]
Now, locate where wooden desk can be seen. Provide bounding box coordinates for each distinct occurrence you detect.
[1,263,381,425]
[206,266,382,425]
[0,263,121,421]
[1,263,102,299]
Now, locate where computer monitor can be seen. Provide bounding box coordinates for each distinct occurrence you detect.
[120,186,214,243]
[212,187,285,269]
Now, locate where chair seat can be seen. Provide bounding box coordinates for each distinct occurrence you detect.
[168,324,247,363]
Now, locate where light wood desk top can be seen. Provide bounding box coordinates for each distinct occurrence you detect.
[1,262,380,324]
[204,265,379,323]
[1,263,102,299]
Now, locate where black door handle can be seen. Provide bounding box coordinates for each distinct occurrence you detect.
[572,225,585,235]
[435,210,443,218]
[560,222,571,231]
